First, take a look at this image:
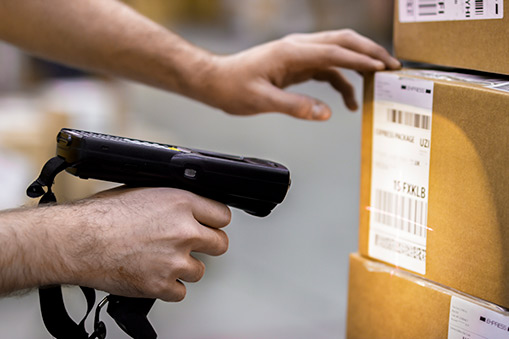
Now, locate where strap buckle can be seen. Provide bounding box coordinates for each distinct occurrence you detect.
[88,297,108,339]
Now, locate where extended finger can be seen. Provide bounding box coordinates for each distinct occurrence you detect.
[335,31,400,69]
[256,83,332,120]
[313,68,358,111]
[287,42,386,73]
[289,30,400,69]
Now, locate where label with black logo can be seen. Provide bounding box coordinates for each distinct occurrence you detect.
[449,296,509,338]
[400,0,503,22]
[369,72,434,274]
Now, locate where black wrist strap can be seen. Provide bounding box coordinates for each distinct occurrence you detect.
[39,285,98,339]
[28,156,105,339]
[27,156,157,339]
[107,296,157,339]
[26,156,68,202]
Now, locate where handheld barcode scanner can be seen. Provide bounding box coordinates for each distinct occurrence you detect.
[27,128,291,339]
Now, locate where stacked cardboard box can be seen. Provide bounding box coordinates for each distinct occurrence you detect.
[359,69,509,306]
[347,253,509,338]
[346,1,509,337]
[394,0,509,75]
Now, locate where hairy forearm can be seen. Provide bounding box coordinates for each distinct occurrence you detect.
[0,0,213,97]
[0,204,98,295]
[0,188,231,300]
[0,207,61,294]
[0,0,401,120]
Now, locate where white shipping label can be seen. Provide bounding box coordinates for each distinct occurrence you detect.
[449,296,509,338]
[369,73,434,275]
[400,0,503,22]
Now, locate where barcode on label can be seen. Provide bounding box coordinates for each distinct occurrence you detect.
[417,0,440,16]
[401,0,502,22]
[405,0,415,16]
[475,0,484,15]
[374,234,426,262]
[373,189,428,238]
[414,0,485,17]
[387,109,431,130]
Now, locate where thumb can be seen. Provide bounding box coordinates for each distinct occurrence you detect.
[259,85,332,121]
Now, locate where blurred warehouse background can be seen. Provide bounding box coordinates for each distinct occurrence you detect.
[0,0,393,338]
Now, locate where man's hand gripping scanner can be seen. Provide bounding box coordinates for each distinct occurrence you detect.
[27,128,291,339]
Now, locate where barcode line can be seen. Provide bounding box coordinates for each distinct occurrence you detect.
[418,0,437,16]
[372,189,428,239]
[387,109,431,130]
[475,0,484,15]
[409,0,489,19]
[374,233,426,262]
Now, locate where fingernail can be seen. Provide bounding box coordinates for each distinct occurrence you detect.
[312,104,328,120]
[348,99,359,111]
[374,60,385,70]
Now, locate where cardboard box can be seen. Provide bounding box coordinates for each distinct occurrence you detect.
[393,0,509,75]
[359,69,509,308]
[346,253,509,339]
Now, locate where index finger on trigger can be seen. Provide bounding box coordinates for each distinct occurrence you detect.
[190,194,232,229]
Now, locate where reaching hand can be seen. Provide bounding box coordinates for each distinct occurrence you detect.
[0,0,399,121]
[197,29,400,120]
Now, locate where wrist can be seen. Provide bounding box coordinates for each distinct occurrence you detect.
[179,53,247,113]
[0,204,105,294]
[163,41,221,102]
[0,207,69,293]
[42,203,105,289]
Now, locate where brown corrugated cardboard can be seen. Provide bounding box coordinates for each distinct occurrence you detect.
[346,253,509,339]
[359,69,509,308]
[393,0,509,76]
